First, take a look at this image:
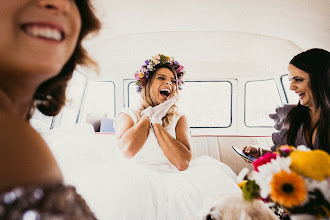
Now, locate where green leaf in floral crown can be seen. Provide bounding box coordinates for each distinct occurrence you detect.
[159,54,168,63]
[242,180,260,202]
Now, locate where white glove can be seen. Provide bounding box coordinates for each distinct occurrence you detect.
[141,95,178,117]
[150,96,178,125]
[141,106,153,118]
[141,102,167,118]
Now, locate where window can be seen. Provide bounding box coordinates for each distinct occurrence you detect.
[127,81,141,110]
[80,81,116,131]
[31,71,88,131]
[179,81,232,128]
[127,81,232,128]
[30,109,53,133]
[57,72,88,128]
[281,75,299,104]
[245,79,282,127]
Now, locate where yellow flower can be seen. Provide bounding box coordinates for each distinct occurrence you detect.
[290,150,330,181]
[270,170,307,208]
[165,56,170,60]
[139,72,144,78]
[238,180,247,190]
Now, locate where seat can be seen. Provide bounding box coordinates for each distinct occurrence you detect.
[100,118,115,133]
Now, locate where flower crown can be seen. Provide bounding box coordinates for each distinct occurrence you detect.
[134,54,185,93]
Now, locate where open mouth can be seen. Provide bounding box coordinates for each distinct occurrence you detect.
[21,24,64,42]
[298,92,305,99]
[160,89,170,97]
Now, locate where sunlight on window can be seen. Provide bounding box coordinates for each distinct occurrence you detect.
[245,79,282,127]
[30,109,52,133]
[31,71,88,131]
[59,72,87,128]
[128,81,142,110]
[81,81,115,132]
[178,81,232,127]
[128,81,232,128]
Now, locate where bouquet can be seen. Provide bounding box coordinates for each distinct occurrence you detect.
[240,145,330,219]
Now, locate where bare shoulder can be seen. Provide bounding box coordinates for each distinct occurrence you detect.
[176,114,189,130]
[116,111,134,123]
[114,112,135,138]
[0,110,62,193]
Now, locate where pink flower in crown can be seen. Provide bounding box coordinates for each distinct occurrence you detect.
[253,152,278,172]
[134,73,140,80]
[176,65,184,73]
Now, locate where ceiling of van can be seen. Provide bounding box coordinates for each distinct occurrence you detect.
[84,0,330,80]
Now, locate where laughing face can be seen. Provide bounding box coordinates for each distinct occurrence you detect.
[288,64,314,108]
[0,0,81,80]
[150,67,177,105]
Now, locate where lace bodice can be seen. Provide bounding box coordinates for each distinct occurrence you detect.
[0,183,96,220]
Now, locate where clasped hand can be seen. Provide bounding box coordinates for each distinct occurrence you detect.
[141,96,178,125]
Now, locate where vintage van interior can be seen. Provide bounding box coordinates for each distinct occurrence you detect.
[30,0,329,219]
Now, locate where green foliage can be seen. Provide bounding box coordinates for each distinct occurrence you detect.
[242,180,260,201]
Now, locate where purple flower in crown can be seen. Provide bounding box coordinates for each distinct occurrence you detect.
[177,78,183,90]
[134,54,186,93]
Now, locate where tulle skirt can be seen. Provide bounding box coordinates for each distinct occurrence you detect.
[70,156,241,220]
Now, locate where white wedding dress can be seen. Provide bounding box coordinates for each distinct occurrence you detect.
[81,109,240,220]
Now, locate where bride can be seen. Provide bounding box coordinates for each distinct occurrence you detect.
[103,54,240,220]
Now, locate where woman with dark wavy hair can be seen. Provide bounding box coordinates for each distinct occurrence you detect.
[0,0,101,218]
[244,48,330,158]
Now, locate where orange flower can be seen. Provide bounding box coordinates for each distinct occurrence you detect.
[270,170,307,208]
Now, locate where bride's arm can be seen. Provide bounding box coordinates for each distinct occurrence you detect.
[114,113,150,158]
[152,115,192,171]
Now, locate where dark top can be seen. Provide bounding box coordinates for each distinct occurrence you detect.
[0,183,96,220]
[269,104,319,151]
